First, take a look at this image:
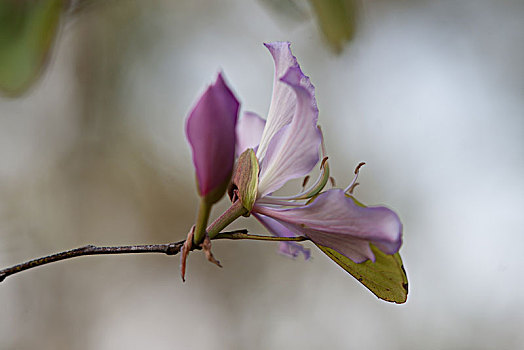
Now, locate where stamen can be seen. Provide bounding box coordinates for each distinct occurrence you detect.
[264,128,331,202]
[344,162,366,194]
[302,176,310,189]
[264,157,330,201]
[320,156,328,169]
[329,177,336,187]
[347,182,359,194]
[263,128,331,202]
[318,125,327,158]
[255,197,307,207]
[354,162,366,174]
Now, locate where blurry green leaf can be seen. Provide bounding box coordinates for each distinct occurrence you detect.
[309,0,358,53]
[0,0,64,96]
[316,243,408,303]
[258,0,309,22]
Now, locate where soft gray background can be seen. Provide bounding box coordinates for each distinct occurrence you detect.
[1,0,523,349]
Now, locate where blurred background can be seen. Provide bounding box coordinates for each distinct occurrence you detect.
[1,0,523,349]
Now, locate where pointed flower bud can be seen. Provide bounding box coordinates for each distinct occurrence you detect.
[186,73,240,204]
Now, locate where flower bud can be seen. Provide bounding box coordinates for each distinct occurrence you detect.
[186,73,240,204]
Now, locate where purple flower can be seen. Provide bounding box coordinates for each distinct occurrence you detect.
[236,42,402,262]
[186,73,240,204]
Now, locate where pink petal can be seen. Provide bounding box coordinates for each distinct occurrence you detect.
[256,42,317,161]
[185,73,240,197]
[253,189,403,263]
[257,67,321,197]
[235,111,266,157]
[254,213,311,259]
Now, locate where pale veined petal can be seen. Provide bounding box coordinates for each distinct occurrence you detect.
[256,42,317,161]
[257,67,321,197]
[253,213,311,259]
[235,111,266,157]
[253,189,402,263]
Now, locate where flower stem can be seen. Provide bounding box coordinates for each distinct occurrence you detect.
[207,200,248,239]
[214,232,309,242]
[193,198,212,245]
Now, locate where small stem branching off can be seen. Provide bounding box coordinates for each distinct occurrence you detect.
[0,230,309,283]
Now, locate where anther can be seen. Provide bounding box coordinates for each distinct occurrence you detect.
[355,162,366,174]
[302,176,310,188]
[344,162,366,194]
[320,157,329,169]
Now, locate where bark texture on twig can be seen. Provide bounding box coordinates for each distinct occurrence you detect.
[0,230,310,283]
[0,242,185,283]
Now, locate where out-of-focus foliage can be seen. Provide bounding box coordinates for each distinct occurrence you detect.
[260,0,359,53]
[0,0,64,96]
[0,0,359,98]
[309,0,358,53]
[258,0,310,22]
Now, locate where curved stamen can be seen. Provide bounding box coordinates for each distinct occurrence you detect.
[302,176,310,189]
[263,126,330,201]
[264,157,330,201]
[344,162,366,194]
[255,197,306,207]
[346,182,359,194]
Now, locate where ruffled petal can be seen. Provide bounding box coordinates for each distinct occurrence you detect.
[256,42,317,161]
[235,111,266,157]
[253,213,311,260]
[185,72,240,197]
[253,189,402,263]
[257,67,321,197]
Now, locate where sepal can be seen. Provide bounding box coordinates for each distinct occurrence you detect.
[230,148,259,213]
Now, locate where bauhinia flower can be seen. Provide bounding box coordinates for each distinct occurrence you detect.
[183,42,407,303]
[232,42,402,263]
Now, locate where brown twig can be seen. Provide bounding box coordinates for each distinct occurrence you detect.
[0,230,310,283]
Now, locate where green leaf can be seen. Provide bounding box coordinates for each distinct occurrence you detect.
[316,243,408,303]
[0,0,64,96]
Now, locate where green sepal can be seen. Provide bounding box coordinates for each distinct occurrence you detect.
[0,0,64,96]
[230,148,259,212]
[315,243,408,303]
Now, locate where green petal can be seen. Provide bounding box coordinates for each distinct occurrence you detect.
[316,243,408,303]
[0,0,64,96]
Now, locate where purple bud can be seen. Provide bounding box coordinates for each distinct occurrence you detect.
[186,73,240,202]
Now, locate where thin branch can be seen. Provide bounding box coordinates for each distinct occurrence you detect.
[0,230,310,283]
[0,242,187,283]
